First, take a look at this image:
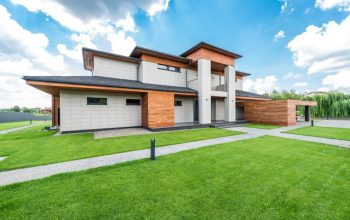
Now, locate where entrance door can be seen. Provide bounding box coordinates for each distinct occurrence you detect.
[193,99,199,121]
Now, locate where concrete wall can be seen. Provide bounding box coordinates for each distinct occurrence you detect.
[60,90,141,132]
[198,59,212,124]
[0,112,51,123]
[236,79,243,90]
[138,61,186,87]
[174,97,194,123]
[93,56,138,80]
[187,69,199,91]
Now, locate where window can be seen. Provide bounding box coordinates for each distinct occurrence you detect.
[157,64,180,72]
[87,97,107,105]
[174,100,182,106]
[126,99,141,105]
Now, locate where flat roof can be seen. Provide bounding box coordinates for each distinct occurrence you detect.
[23,76,197,94]
[23,76,269,99]
[180,42,242,59]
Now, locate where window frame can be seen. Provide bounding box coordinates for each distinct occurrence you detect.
[87,97,108,105]
[174,100,182,106]
[157,63,181,73]
[126,99,141,106]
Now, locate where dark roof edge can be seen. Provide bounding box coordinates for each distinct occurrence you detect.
[23,76,197,94]
[236,71,251,76]
[180,42,242,59]
[130,46,192,64]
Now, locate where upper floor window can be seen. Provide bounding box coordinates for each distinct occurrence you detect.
[157,64,180,73]
[87,97,107,105]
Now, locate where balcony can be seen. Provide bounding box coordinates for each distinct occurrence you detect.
[211,84,227,97]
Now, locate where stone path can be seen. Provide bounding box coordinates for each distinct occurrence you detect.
[94,128,151,139]
[1,121,349,186]
[0,132,260,186]
[227,122,350,149]
[0,123,44,134]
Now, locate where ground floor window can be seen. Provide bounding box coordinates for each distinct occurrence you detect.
[87,97,107,105]
[174,100,182,106]
[126,99,141,105]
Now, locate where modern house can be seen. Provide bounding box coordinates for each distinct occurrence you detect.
[23,42,316,133]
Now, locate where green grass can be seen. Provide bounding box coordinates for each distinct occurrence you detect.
[285,126,350,141]
[0,128,241,171]
[1,136,349,219]
[242,123,282,129]
[0,120,45,131]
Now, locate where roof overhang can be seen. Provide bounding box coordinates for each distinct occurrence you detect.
[181,42,242,60]
[82,48,140,71]
[130,46,191,64]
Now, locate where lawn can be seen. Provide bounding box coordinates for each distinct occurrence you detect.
[0,120,45,131]
[242,123,282,129]
[1,136,349,219]
[285,126,350,141]
[0,127,242,171]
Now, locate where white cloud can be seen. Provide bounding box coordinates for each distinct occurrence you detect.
[280,0,288,13]
[322,71,350,90]
[274,30,286,42]
[283,72,303,80]
[147,0,170,17]
[315,0,350,12]
[244,75,279,94]
[0,5,65,71]
[293,81,308,87]
[0,75,51,108]
[288,15,350,74]
[116,13,137,32]
[11,0,170,59]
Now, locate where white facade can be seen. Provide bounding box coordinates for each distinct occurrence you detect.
[174,97,194,123]
[93,57,138,80]
[138,61,186,87]
[198,59,212,124]
[60,90,141,132]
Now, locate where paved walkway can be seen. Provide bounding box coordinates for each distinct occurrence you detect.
[94,128,151,139]
[313,119,350,128]
[0,132,260,186]
[1,121,349,186]
[227,122,350,149]
[0,123,44,134]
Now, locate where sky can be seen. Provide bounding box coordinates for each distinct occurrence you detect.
[0,0,350,108]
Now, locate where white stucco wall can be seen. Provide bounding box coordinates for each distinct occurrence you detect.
[138,61,186,87]
[198,59,211,124]
[187,69,199,91]
[236,78,243,90]
[174,97,194,123]
[60,90,141,132]
[93,56,138,80]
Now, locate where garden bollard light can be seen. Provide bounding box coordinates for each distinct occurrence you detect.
[150,139,156,160]
[30,119,32,125]
[311,119,314,127]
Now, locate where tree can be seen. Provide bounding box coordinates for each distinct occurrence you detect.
[11,105,21,112]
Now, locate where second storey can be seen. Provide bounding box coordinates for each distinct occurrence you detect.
[83,42,250,94]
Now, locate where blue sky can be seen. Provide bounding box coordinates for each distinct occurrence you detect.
[0,0,350,107]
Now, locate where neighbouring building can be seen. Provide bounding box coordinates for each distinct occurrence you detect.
[23,42,316,133]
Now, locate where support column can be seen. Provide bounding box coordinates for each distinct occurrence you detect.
[224,65,236,122]
[52,95,60,127]
[198,59,211,124]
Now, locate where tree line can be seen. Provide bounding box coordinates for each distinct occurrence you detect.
[268,90,350,118]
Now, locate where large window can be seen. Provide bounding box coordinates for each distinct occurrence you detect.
[87,97,107,105]
[157,63,180,73]
[126,99,141,106]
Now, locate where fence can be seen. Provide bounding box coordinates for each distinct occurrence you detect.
[0,112,51,123]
